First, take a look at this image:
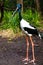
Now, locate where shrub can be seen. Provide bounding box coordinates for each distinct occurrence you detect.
[23,9,40,27]
[0,11,20,33]
[0,9,41,33]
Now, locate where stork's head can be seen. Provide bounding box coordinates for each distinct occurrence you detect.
[15,4,22,13]
[12,4,22,17]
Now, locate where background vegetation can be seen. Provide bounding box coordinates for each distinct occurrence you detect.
[0,0,43,34]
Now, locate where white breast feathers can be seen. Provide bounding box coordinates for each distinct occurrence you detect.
[20,19,35,30]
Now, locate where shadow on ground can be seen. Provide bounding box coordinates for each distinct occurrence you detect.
[0,35,43,65]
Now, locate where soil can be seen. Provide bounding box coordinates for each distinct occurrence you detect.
[0,35,43,65]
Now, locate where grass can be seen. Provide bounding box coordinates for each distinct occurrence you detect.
[0,11,20,33]
[0,9,43,34]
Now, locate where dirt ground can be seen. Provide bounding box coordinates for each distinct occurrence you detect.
[0,35,43,65]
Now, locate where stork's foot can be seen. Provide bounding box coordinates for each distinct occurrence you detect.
[22,58,30,64]
[29,59,36,65]
[22,58,30,62]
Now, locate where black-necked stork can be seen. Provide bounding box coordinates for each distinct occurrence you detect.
[13,4,43,64]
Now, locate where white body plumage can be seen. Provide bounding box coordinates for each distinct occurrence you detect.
[20,19,36,36]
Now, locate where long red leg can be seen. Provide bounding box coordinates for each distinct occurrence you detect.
[30,36,35,63]
[26,36,29,61]
[23,36,30,62]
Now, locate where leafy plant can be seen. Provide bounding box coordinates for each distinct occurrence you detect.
[0,9,41,33]
[0,11,20,33]
[23,9,40,27]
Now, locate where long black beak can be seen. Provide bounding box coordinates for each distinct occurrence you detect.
[12,7,18,17]
[9,7,18,22]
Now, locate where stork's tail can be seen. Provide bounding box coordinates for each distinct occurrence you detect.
[38,32,43,39]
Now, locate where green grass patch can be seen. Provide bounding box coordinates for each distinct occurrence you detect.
[0,9,43,33]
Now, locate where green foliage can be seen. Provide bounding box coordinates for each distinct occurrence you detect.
[9,13,20,33]
[0,11,20,33]
[23,9,40,27]
[0,9,41,33]
[1,11,12,29]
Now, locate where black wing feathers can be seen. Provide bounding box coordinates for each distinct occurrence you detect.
[24,27,38,35]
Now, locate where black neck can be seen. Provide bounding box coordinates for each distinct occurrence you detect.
[19,12,22,21]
